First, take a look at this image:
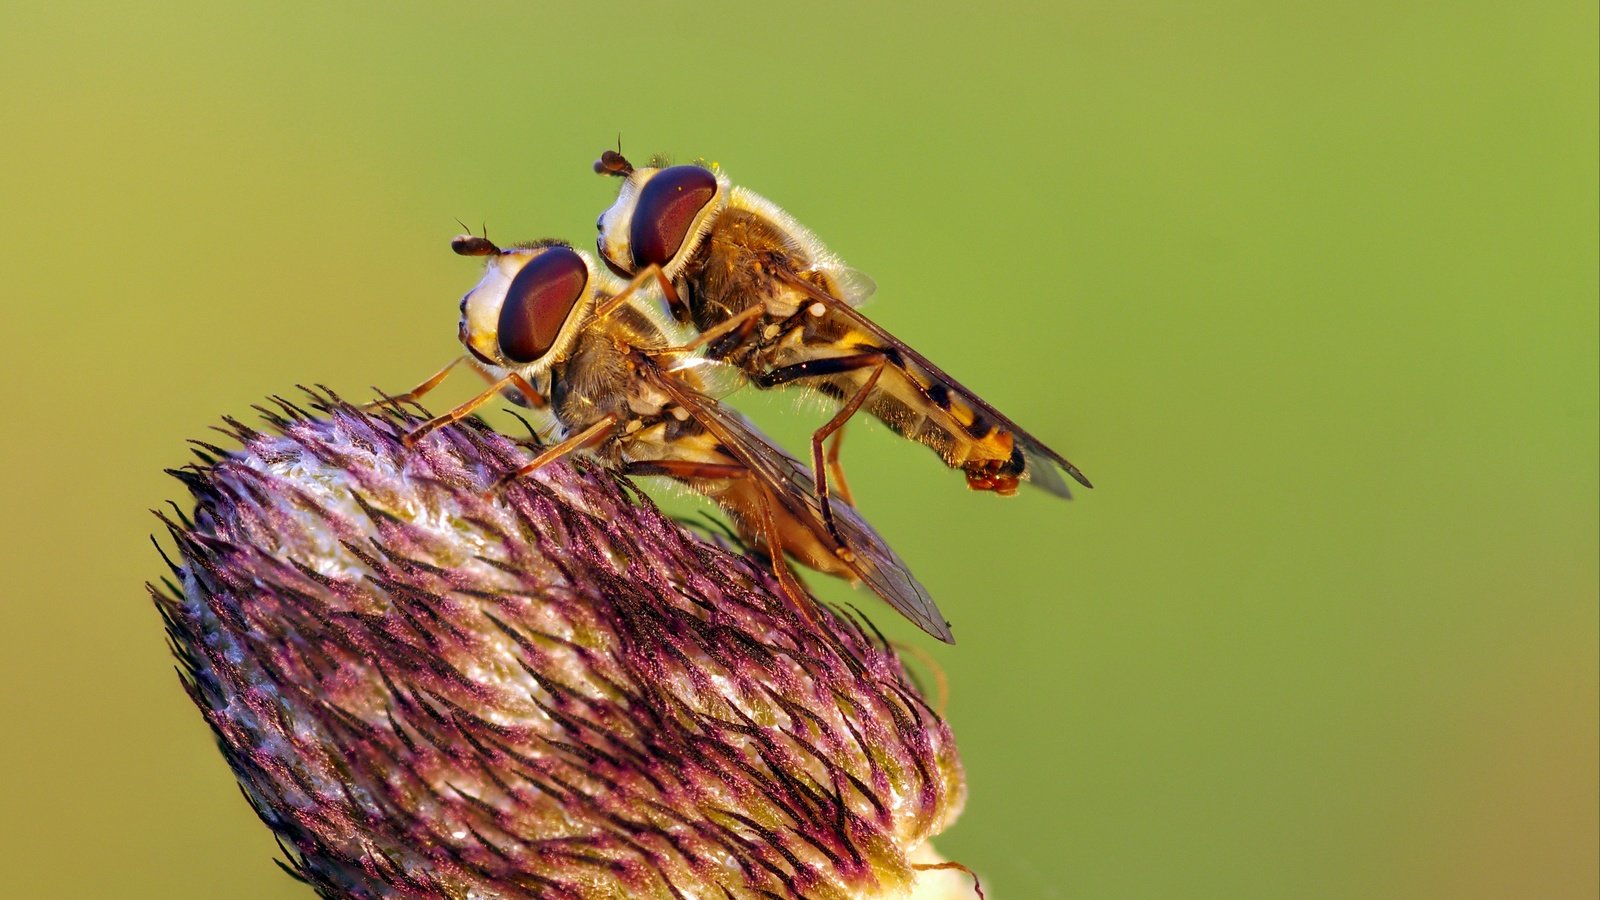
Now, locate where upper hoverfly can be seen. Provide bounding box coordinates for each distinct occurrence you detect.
[381,235,953,643]
[593,149,1092,528]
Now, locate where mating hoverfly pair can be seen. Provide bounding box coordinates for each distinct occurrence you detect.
[380,150,1091,643]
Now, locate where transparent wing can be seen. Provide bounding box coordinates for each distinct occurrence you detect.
[663,355,748,402]
[780,271,1092,496]
[826,266,877,307]
[644,359,953,643]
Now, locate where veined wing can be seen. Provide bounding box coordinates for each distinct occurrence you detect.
[663,354,748,402]
[822,266,876,308]
[780,271,1092,498]
[642,356,953,643]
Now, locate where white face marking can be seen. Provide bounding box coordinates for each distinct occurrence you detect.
[458,250,535,364]
[596,167,654,275]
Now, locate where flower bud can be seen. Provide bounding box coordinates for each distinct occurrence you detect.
[151,393,972,899]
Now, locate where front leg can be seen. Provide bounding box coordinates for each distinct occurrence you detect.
[364,355,467,412]
[591,263,682,321]
[402,372,517,447]
[481,414,619,498]
[397,369,548,447]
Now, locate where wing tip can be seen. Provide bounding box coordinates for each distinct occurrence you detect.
[881,585,956,644]
[1066,464,1093,490]
[1019,442,1092,499]
[904,604,956,644]
[908,614,956,644]
[1045,453,1092,492]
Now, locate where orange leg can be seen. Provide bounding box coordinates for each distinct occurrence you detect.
[400,369,550,447]
[754,350,890,547]
[812,360,889,544]
[364,355,467,412]
[650,266,686,320]
[481,414,618,498]
[621,459,815,605]
[591,262,680,321]
[402,373,517,447]
[654,304,763,355]
[749,480,823,630]
[502,371,548,408]
[824,425,853,506]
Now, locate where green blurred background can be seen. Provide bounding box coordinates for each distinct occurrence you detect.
[2,1,1594,896]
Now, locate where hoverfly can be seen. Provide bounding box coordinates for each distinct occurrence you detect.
[381,236,953,643]
[593,149,1092,529]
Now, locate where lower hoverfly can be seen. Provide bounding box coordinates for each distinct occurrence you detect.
[379,236,953,643]
[592,149,1092,531]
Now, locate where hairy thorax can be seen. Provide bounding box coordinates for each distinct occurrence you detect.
[688,210,812,335]
[549,331,642,430]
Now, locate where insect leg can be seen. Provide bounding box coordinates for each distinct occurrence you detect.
[749,479,824,631]
[652,304,763,355]
[824,426,853,506]
[609,432,815,624]
[620,460,749,480]
[807,361,885,548]
[590,263,681,321]
[752,351,889,389]
[482,413,618,498]
[504,372,548,408]
[401,372,518,447]
[755,351,889,548]
[365,355,467,412]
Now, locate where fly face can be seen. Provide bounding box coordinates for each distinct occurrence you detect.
[594,149,1093,501]
[453,238,597,377]
[595,160,729,283]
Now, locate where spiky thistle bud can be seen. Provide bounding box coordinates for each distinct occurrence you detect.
[150,392,977,899]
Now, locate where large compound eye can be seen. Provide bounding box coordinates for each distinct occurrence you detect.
[497,247,589,363]
[630,165,717,268]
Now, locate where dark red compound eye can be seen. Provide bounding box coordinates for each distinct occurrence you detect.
[497,246,589,363]
[630,165,717,269]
